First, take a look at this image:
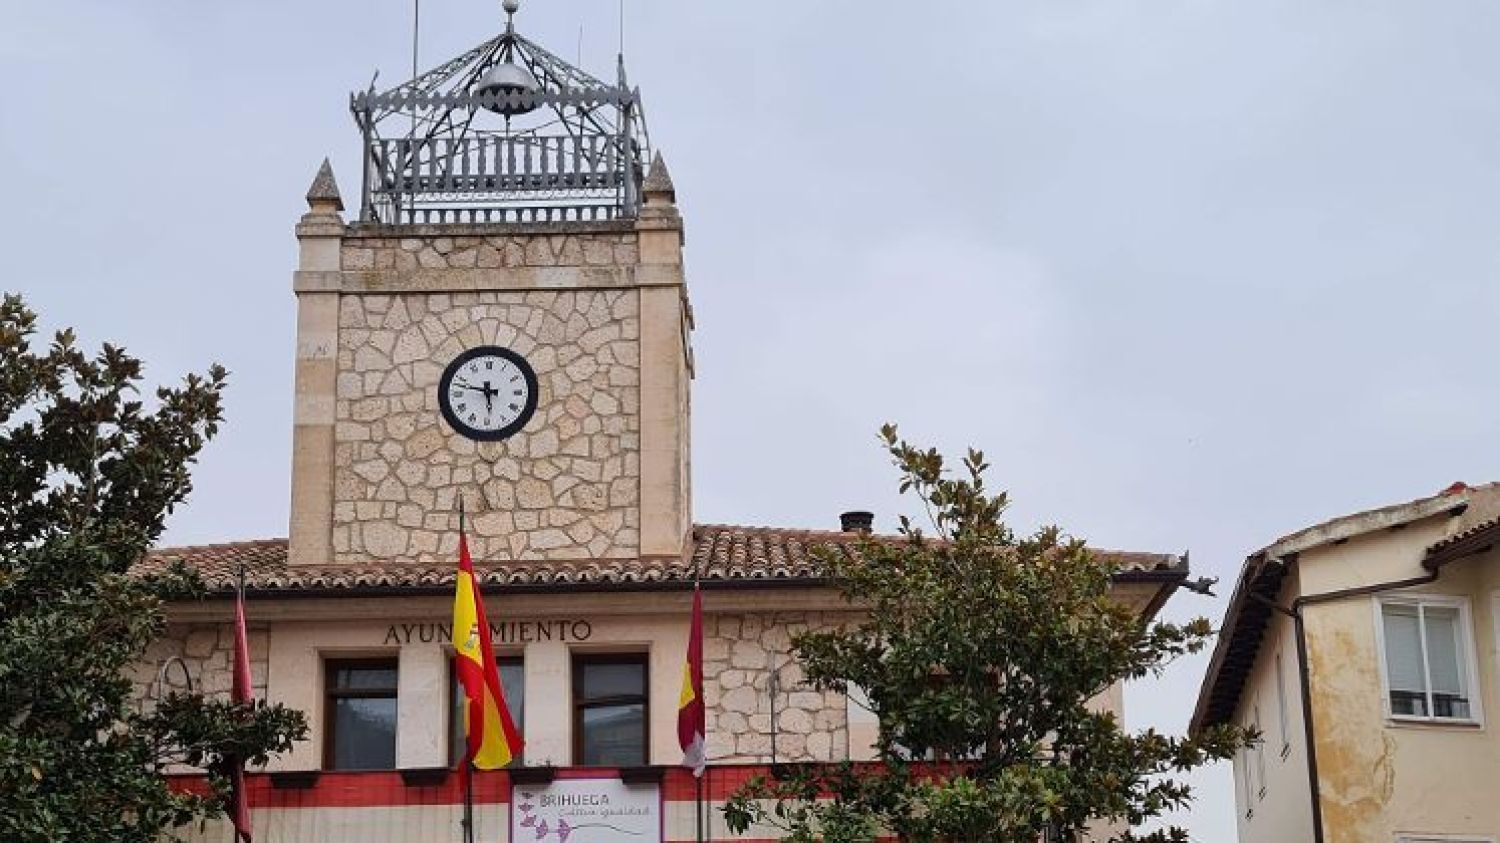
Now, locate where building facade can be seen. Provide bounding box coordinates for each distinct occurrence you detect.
[1193,483,1500,843]
[131,8,1189,842]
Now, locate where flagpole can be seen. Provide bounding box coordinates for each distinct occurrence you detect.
[462,760,474,843]
[693,559,704,843]
[458,494,473,843]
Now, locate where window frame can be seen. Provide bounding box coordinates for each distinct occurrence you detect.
[449,653,525,767]
[1373,595,1484,726]
[571,652,649,767]
[323,657,400,771]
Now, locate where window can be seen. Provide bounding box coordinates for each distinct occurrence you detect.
[451,656,524,766]
[1274,650,1291,757]
[325,659,399,770]
[1378,597,1479,723]
[573,654,648,766]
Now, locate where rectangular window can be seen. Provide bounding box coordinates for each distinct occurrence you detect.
[573,654,648,766]
[1274,650,1291,757]
[1379,598,1479,722]
[325,659,399,770]
[451,656,525,766]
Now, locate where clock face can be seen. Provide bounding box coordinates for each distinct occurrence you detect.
[437,346,539,441]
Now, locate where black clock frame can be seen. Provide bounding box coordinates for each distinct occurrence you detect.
[437,345,540,442]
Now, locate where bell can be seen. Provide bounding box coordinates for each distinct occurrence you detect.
[474,61,540,116]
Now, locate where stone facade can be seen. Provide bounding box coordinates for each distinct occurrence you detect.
[703,612,854,764]
[330,228,650,568]
[332,284,642,564]
[340,231,640,275]
[131,623,269,709]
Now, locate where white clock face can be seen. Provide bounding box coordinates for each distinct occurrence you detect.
[438,346,539,441]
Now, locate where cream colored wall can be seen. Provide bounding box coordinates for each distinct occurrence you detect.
[165,588,851,772]
[263,608,690,771]
[1230,566,1315,843]
[1272,517,1500,843]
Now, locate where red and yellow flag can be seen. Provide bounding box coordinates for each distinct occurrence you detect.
[677,583,706,777]
[453,531,523,772]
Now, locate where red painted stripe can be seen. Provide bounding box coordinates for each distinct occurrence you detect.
[168,770,511,808]
[665,839,898,843]
[167,762,927,809]
[662,762,903,801]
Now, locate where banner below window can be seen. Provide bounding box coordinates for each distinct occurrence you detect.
[512,777,661,843]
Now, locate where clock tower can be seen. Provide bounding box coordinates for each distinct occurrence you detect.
[287,4,692,569]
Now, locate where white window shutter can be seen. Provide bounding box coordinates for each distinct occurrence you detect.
[1382,604,1425,693]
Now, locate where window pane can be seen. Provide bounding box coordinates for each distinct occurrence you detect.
[451,660,524,766]
[500,661,524,726]
[580,703,645,766]
[580,662,645,701]
[333,665,398,690]
[1382,605,1426,693]
[1423,607,1464,695]
[331,697,397,769]
[1422,606,1470,718]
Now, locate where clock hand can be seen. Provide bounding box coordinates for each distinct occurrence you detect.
[481,381,494,412]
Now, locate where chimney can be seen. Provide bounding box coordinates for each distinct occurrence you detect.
[839,511,874,534]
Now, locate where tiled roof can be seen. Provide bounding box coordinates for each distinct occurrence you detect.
[1424,496,1500,570]
[135,525,1184,595]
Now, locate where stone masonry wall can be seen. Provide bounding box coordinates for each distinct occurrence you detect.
[704,612,854,764]
[130,624,269,709]
[342,231,639,274]
[332,232,642,564]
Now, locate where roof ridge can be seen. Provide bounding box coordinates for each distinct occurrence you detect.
[148,537,289,555]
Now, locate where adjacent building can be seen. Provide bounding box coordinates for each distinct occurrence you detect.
[129,6,1190,841]
[1193,482,1500,843]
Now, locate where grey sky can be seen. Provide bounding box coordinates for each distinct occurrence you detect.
[6,1,1500,837]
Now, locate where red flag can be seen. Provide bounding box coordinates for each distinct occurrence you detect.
[230,577,253,842]
[677,584,706,776]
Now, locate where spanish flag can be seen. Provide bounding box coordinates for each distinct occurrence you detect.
[452,529,523,773]
[677,583,706,776]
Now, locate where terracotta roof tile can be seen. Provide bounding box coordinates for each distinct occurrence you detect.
[135,524,1184,594]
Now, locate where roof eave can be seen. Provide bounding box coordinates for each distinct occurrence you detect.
[1423,518,1500,571]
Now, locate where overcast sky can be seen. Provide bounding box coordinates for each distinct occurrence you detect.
[7,1,1500,837]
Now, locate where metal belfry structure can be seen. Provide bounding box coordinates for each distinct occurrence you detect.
[351,0,652,225]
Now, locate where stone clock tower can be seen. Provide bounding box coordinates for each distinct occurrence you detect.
[287,7,691,569]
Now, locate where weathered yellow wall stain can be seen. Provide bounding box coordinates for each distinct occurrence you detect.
[1306,619,1396,842]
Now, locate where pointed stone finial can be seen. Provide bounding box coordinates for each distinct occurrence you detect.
[305,158,345,212]
[642,151,675,204]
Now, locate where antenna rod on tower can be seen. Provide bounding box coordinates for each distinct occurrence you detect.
[410,0,420,137]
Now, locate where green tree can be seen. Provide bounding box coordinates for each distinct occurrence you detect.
[0,294,307,842]
[724,426,1249,843]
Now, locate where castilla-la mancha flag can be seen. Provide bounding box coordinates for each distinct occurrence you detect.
[452,530,523,773]
[677,583,706,777]
[229,575,254,842]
